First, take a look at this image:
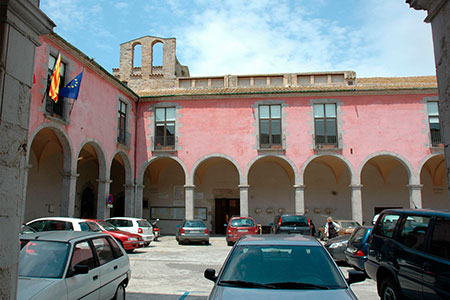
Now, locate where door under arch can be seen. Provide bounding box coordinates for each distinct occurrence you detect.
[80,187,96,218]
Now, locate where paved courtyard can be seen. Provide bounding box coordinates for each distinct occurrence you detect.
[126,236,379,300]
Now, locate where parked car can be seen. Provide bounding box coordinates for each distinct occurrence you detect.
[20,224,36,235]
[324,234,351,262]
[344,226,373,272]
[176,220,209,245]
[271,214,311,235]
[26,217,102,232]
[18,231,131,300]
[226,216,258,246]
[318,219,361,240]
[86,219,144,252]
[204,234,365,299]
[106,217,154,246]
[365,209,450,300]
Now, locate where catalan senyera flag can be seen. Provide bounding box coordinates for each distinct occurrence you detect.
[48,53,62,103]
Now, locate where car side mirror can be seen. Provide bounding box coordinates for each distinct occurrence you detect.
[204,268,217,282]
[73,264,89,275]
[176,225,180,228]
[346,270,366,285]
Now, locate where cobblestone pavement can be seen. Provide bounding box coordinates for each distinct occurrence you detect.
[126,236,379,300]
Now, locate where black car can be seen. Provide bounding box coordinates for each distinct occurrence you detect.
[324,234,350,262]
[271,214,311,235]
[365,209,450,300]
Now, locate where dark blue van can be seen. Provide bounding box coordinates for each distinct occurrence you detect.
[344,225,373,272]
[365,209,450,300]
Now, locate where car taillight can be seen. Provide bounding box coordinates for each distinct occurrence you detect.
[254,228,258,234]
[138,228,143,234]
[307,217,311,225]
[278,217,282,226]
[355,250,365,257]
[204,228,209,234]
[227,229,232,234]
[180,228,185,234]
[154,228,159,231]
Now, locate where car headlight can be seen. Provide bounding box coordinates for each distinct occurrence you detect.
[128,237,138,241]
[329,241,347,248]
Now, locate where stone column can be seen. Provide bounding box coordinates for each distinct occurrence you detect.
[0,1,54,297]
[184,185,195,220]
[60,172,78,217]
[350,184,363,225]
[408,184,423,209]
[135,184,145,218]
[239,185,250,217]
[124,182,135,217]
[294,185,306,214]
[96,178,112,220]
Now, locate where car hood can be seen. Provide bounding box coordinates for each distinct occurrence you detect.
[18,277,60,300]
[210,286,357,300]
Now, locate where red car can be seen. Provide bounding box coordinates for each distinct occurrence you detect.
[226,216,258,246]
[86,219,144,252]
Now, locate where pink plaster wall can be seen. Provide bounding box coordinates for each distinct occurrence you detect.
[137,92,437,181]
[29,36,137,169]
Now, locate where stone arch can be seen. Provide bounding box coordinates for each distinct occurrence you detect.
[245,154,298,186]
[357,151,414,184]
[151,40,164,68]
[27,123,74,174]
[418,153,448,210]
[300,153,356,185]
[109,150,133,184]
[190,153,242,186]
[132,42,142,68]
[137,155,188,186]
[76,138,108,179]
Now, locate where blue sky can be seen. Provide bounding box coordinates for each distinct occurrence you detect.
[40,0,435,78]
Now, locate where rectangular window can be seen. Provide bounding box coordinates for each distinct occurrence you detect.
[155,107,176,150]
[314,103,337,146]
[375,214,400,238]
[259,104,282,149]
[46,54,66,118]
[428,217,450,260]
[118,100,127,145]
[427,101,442,146]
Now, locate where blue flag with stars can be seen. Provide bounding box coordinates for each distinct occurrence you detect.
[59,72,83,100]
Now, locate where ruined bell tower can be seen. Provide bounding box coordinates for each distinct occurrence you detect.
[113,36,189,92]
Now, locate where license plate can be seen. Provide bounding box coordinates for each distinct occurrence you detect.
[139,241,144,245]
[189,230,201,233]
[238,229,248,232]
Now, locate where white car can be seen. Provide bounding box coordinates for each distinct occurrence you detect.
[106,217,154,246]
[26,217,103,232]
[18,231,131,300]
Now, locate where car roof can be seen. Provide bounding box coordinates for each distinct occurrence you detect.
[26,217,87,223]
[238,234,321,247]
[380,208,450,217]
[19,231,109,242]
[106,217,143,221]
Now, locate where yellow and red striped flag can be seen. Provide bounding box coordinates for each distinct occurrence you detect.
[49,53,61,103]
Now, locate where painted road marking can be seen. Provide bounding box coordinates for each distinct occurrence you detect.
[179,291,189,300]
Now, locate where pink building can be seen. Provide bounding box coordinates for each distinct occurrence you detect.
[25,34,448,234]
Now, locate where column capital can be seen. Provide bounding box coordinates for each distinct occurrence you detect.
[61,172,79,179]
[293,184,306,189]
[136,184,145,189]
[349,184,363,190]
[124,183,136,189]
[97,178,113,184]
[407,184,423,190]
[184,185,195,190]
[238,185,250,189]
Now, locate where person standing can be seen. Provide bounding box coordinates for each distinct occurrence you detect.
[324,217,341,239]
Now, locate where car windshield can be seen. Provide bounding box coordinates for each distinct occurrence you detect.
[219,245,347,289]
[231,218,255,227]
[341,221,360,228]
[281,216,308,226]
[184,221,206,228]
[97,220,117,231]
[137,219,152,227]
[349,227,366,244]
[19,240,70,278]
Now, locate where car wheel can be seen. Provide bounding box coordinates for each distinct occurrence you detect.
[380,278,402,300]
[113,283,126,300]
[227,241,233,246]
[204,240,209,245]
[178,240,183,245]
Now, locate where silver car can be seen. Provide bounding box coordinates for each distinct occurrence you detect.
[176,220,209,245]
[204,235,365,300]
[18,231,131,300]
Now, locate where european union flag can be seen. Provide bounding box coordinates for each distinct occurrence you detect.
[59,72,83,100]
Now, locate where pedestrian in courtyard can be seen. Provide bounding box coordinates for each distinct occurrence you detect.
[324,217,340,239]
